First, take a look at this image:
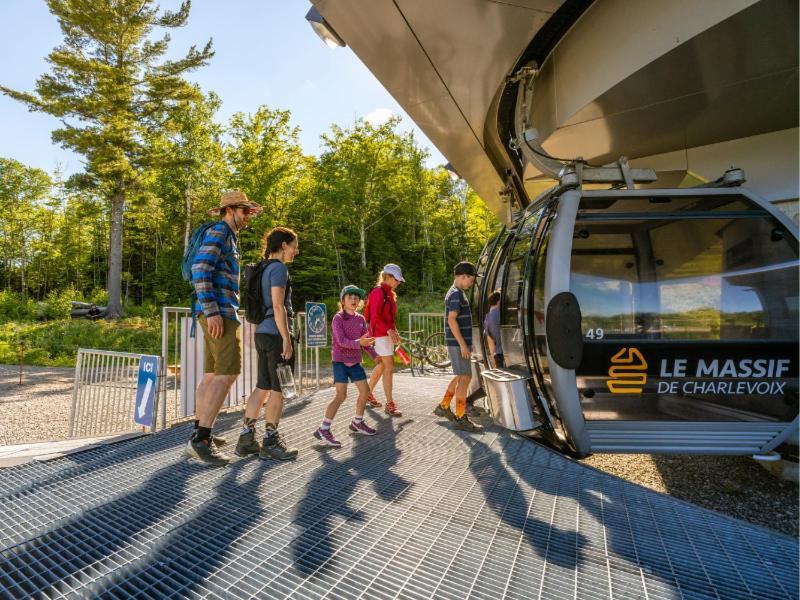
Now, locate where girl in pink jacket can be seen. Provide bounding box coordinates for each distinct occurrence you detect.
[313,285,378,447]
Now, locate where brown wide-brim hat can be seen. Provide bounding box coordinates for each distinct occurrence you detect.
[208,190,263,216]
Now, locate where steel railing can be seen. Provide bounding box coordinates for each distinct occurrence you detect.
[159,307,321,428]
[407,312,446,374]
[69,348,158,438]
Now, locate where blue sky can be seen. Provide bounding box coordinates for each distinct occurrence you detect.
[0,0,444,177]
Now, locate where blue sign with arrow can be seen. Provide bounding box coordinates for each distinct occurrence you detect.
[134,355,159,427]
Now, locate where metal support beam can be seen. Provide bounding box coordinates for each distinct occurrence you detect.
[511,64,657,187]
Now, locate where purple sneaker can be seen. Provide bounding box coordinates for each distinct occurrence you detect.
[349,420,377,436]
[313,427,342,448]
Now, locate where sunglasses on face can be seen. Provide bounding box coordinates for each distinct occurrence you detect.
[234,205,257,215]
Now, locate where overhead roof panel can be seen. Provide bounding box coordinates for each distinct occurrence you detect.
[395,0,556,138]
[313,0,565,218]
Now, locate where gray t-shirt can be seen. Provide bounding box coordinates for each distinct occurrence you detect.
[256,261,294,335]
[483,306,502,355]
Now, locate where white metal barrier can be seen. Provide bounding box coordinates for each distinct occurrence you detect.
[294,311,321,393]
[69,348,159,438]
[159,306,320,427]
[407,312,446,373]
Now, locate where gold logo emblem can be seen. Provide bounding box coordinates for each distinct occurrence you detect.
[607,347,648,393]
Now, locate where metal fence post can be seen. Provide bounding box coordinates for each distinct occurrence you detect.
[152,356,162,433]
[408,312,414,374]
[160,306,168,431]
[68,349,84,437]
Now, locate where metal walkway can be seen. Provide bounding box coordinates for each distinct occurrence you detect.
[0,374,797,599]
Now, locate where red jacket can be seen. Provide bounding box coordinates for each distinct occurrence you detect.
[367,283,397,337]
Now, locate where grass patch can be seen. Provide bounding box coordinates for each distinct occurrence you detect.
[1,295,446,368]
[1,318,160,367]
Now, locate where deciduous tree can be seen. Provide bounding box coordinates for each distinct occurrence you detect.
[0,0,213,317]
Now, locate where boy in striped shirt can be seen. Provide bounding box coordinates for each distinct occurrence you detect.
[434,261,483,433]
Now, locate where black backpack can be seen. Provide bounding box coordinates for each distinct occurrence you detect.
[243,259,293,324]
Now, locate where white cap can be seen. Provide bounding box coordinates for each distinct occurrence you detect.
[383,263,405,282]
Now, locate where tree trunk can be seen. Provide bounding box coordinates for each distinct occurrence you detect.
[359,219,367,270]
[331,227,345,288]
[183,181,193,251]
[19,235,25,298]
[106,188,125,318]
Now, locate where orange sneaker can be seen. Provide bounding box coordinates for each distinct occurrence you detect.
[384,400,402,417]
[366,392,382,408]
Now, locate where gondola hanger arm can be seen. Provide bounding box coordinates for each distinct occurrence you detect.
[511,64,657,189]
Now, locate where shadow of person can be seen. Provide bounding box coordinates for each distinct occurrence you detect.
[281,396,313,418]
[0,451,200,597]
[93,457,273,597]
[495,432,780,598]
[291,410,412,578]
[0,420,210,559]
[437,423,588,573]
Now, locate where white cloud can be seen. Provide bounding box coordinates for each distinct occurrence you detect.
[364,107,395,126]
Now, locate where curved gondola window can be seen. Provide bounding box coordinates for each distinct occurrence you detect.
[500,216,536,368]
[571,194,799,422]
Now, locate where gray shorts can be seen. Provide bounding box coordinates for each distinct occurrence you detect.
[447,345,472,376]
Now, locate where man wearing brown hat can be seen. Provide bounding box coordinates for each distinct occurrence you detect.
[187,190,262,465]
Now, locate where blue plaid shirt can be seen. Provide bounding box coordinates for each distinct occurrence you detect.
[191,220,240,322]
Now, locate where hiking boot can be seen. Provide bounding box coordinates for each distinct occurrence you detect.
[384,400,402,417]
[260,431,299,460]
[235,429,261,457]
[185,439,230,466]
[349,420,377,436]
[433,404,456,421]
[452,415,484,433]
[366,392,382,408]
[313,427,342,447]
[192,426,226,447]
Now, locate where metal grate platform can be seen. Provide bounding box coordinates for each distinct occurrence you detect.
[1,374,797,599]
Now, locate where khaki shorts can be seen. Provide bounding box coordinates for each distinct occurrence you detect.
[198,315,241,376]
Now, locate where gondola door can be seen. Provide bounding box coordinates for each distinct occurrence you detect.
[496,208,554,429]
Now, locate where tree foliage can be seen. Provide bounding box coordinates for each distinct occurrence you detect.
[0,6,500,319]
[0,0,213,317]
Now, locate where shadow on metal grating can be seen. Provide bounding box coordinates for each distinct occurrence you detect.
[0,374,797,599]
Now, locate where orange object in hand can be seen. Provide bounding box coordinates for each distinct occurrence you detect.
[395,345,411,365]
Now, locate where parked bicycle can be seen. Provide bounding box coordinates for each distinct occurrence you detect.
[399,330,451,369]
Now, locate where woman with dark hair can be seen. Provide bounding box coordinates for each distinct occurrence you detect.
[235,226,300,461]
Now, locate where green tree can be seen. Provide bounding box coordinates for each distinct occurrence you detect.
[0,0,213,317]
[316,118,425,283]
[131,91,229,304]
[225,105,309,259]
[0,158,53,296]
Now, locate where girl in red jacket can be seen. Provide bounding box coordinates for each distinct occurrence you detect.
[365,264,404,416]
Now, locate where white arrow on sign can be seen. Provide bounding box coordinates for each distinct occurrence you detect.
[137,377,153,419]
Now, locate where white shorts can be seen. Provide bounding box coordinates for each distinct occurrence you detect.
[373,336,394,357]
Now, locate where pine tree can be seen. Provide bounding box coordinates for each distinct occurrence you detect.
[0,0,213,317]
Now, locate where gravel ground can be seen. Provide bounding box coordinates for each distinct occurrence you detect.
[582,453,798,537]
[0,364,75,445]
[1,364,797,536]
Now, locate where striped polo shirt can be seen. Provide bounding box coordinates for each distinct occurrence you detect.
[191,220,240,322]
[444,285,472,347]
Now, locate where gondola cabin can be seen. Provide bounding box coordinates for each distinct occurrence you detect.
[471,184,798,458]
